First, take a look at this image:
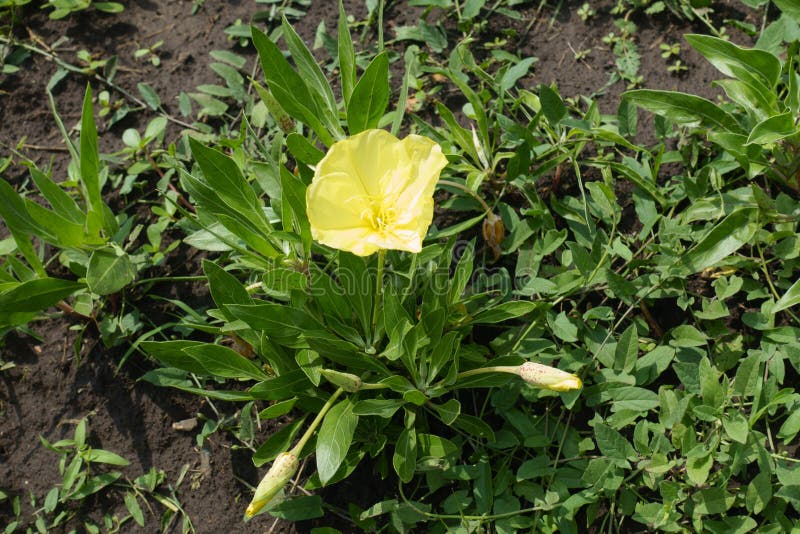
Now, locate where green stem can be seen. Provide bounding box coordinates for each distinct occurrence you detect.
[290,388,344,456]
[377,0,385,52]
[430,365,520,390]
[370,249,386,346]
[438,179,492,214]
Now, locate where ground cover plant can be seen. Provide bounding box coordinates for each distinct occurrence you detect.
[2,0,800,532]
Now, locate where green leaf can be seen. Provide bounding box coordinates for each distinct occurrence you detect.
[28,166,83,224]
[347,52,389,134]
[471,301,537,324]
[268,495,324,521]
[84,449,131,466]
[182,344,269,381]
[280,16,338,125]
[774,0,800,19]
[251,26,336,146]
[677,207,759,275]
[692,487,734,515]
[248,370,312,400]
[202,260,252,316]
[393,427,417,483]
[0,278,83,313]
[86,246,136,295]
[338,0,356,106]
[539,84,566,126]
[614,324,639,373]
[685,34,781,88]
[137,82,161,110]
[317,398,359,485]
[745,471,772,514]
[746,112,797,145]
[352,398,405,418]
[79,85,103,220]
[594,423,637,467]
[623,89,742,132]
[124,493,145,527]
[253,418,306,466]
[722,411,749,443]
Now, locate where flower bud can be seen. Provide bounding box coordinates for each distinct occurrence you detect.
[482,211,504,261]
[245,452,298,518]
[517,362,582,392]
[321,369,362,392]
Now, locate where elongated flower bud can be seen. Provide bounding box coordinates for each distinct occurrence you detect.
[518,362,582,392]
[321,369,362,392]
[245,452,298,519]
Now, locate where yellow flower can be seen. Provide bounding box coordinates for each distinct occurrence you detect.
[517,362,583,392]
[306,129,448,256]
[245,452,298,519]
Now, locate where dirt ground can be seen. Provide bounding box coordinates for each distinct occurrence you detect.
[0,0,755,531]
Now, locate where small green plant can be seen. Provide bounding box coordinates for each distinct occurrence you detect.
[0,416,196,532]
[659,41,681,59]
[42,0,123,20]
[134,39,163,67]
[577,2,596,21]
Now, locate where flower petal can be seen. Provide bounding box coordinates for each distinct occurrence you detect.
[315,129,404,199]
[306,171,370,231]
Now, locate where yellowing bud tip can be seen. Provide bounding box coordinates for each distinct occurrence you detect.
[518,361,582,392]
[245,452,299,519]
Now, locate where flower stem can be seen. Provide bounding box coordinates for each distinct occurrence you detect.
[290,388,344,456]
[438,179,492,214]
[370,249,387,346]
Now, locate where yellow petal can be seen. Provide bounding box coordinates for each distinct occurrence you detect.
[306,171,370,231]
[312,227,381,256]
[315,129,404,199]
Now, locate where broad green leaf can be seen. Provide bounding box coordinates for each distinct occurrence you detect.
[714,79,776,120]
[28,166,83,224]
[614,324,639,373]
[86,246,136,295]
[251,26,336,146]
[202,260,252,315]
[539,84,566,126]
[623,89,742,132]
[0,278,83,313]
[746,112,797,145]
[286,132,324,166]
[182,344,269,381]
[317,398,358,485]
[338,0,356,105]
[594,423,637,467]
[685,34,781,88]
[140,341,208,375]
[393,427,417,483]
[774,0,800,20]
[248,370,312,400]
[692,487,734,515]
[471,301,537,324]
[746,471,772,514]
[268,495,324,521]
[677,207,759,275]
[253,418,306,466]
[188,138,272,236]
[137,82,161,110]
[722,411,749,444]
[352,398,405,418]
[84,449,130,466]
[281,15,338,126]
[347,52,389,134]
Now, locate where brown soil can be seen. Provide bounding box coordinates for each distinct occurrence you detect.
[0,0,755,531]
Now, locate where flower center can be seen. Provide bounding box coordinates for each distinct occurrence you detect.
[360,197,398,235]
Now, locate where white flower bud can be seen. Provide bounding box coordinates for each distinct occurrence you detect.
[245,452,298,518]
[518,362,582,392]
